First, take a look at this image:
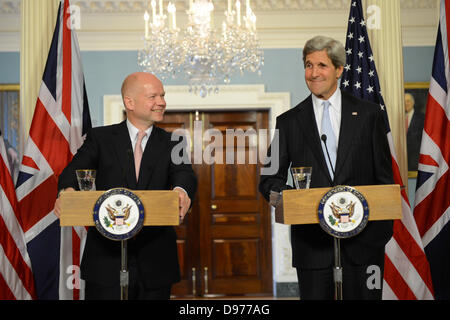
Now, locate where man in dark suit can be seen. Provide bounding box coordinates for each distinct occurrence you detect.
[54,72,197,299]
[405,93,425,171]
[259,36,393,299]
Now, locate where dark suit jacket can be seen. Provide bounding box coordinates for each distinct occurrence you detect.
[58,121,197,288]
[259,91,394,269]
[407,111,425,171]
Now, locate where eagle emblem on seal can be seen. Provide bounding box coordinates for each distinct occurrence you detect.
[329,198,356,224]
[105,200,132,227]
[318,186,369,238]
[93,188,145,241]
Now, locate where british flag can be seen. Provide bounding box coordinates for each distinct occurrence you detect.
[15,0,91,299]
[340,0,434,299]
[413,0,450,300]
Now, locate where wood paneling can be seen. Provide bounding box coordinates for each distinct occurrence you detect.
[161,110,272,297]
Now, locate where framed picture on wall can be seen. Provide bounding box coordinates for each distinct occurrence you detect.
[0,84,20,181]
[404,82,429,178]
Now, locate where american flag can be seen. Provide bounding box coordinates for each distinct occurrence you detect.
[340,0,434,299]
[1,130,36,299]
[15,0,91,299]
[413,0,450,300]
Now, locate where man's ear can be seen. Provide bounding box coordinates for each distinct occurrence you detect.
[123,95,134,111]
[336,65,344,79]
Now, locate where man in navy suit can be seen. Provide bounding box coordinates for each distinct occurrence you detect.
[405,92,425,171]
[54,72,197,299]
[259,36,394,299]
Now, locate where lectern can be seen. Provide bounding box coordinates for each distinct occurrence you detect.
[59,189,179,299]
[59,190,179,227]
[273,184,402,299]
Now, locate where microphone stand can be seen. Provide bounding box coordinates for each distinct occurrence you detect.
[120,240,128,300]
[321,134,343,300]
[119,149,133,300]
[333,238,343,300]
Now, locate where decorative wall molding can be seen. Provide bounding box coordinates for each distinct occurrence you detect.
[104,84,290,129]
[0,0,438,14]
[0,0,440,51]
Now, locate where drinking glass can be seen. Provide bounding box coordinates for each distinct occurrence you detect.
[76,169,96,191]
[290,167,312,189]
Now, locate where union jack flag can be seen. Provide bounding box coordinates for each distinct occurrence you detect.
[15,0,91,299]
[1,130,36,299]
[413,0,450,300]
[340,0,434,299]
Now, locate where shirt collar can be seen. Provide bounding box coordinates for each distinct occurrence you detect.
[406,109,414,117]
[311,88,342,113]
[126,119,153,142]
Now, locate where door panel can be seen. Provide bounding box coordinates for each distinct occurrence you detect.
[159,110,272,297]
[157,113,198,297]
[204,111,271,295]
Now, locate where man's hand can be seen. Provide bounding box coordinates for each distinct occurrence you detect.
[173,187,191,223]
[54,187,75,218]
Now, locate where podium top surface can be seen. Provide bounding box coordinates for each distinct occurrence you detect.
[59,190,179,227]
[276,184,402,225]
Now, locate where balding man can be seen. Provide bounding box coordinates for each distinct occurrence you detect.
[404,92,425,171]
[55,72,197,299]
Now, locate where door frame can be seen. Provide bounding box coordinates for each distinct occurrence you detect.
[103,84,298,290]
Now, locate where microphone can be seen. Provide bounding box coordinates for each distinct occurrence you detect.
[321,134,335,179]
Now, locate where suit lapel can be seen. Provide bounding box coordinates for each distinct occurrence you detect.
[295,96,332,182]
[112,121,135,188]
[335,93,360,176]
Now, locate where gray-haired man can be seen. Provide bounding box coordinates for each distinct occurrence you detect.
[259,36,394,300]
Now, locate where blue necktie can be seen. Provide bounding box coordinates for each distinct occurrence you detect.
[321,101,337,180]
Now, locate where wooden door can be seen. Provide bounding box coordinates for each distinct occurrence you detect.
[157,112,199,297]
[159,110,272,297]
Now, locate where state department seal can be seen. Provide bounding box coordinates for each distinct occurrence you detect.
[93,188,145,241]
[318,186,369,239]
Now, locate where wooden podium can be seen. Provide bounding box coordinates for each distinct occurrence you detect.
[59,190,180,227]
[274,184,402,225]
[272,184,402,300]
[59,189,179,300]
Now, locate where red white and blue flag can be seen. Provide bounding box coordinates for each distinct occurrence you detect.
[340,0,434,299]
[15,0,91,299]
[1,130,37,299]
[413,0,450,300]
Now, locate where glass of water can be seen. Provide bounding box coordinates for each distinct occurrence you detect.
[290,167,312,189]
[75,169,96,191]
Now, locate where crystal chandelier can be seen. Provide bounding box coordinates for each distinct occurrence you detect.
[138,0,264,97]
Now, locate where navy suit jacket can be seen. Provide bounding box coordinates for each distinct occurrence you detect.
[407,111,425,171]
[58,121,197,288]
[259,91,394,268]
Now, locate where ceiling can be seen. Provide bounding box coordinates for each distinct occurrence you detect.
[0,0,439,51]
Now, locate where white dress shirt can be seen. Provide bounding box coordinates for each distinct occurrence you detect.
[126,119,153,152]
[126,120,188,197]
